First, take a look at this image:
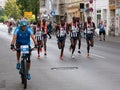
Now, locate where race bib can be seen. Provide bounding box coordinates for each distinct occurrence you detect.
[20,45,29,54]
[36,31,42,37]
[87,28,93,34]
[71,30,77,37]
[60,28,66,37]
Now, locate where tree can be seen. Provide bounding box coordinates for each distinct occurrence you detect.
[4,0,21,19]
[0,6,4,16]
[16,0,40,21]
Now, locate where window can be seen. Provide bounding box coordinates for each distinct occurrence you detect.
[97,10,101,13]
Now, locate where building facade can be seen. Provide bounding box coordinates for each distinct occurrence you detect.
[0,0,7,8]
[95,0,109,35]
[115,0,120,36]
[67,0,83,23]
[39,0,120,36]
[66,0,94,23]
[93,0,120,36]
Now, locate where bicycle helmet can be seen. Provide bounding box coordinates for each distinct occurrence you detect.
[19,20,28,27]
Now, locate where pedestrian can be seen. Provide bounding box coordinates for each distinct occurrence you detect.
[99,21,106,41]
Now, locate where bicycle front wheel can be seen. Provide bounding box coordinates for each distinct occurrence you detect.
[23,59,27,89]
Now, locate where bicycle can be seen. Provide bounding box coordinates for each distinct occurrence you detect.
[15,45,34,89]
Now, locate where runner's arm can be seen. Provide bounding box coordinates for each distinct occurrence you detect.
[31,34,37,44]
[29,28,37,45]
[93,22,96,30]
[83,22,87,31]
[66,23,69,34]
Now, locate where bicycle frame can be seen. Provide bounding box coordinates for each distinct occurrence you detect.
[20,45,30,89]
[15,45,34,89]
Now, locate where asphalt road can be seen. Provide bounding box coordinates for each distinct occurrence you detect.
[0,24,120,90]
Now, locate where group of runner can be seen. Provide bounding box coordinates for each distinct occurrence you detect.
[33,16,96,60]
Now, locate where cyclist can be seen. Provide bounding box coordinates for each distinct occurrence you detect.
[84,16,96,58]
[35,20,43,59]
[55,18,68,60]
[10,20,37,80]
[69,17,79,58]
[42,19,48,56]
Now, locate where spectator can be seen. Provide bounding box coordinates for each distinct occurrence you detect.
[99,21,106,41]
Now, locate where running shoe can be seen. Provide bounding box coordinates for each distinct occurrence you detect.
[27,73,31,80]
[86,53,90,58]
[38,54,40,59]
[71,54,75,58]
[16,62,20,70]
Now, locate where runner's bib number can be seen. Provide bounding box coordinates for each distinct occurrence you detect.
[71,25,78,37]
[71,31,77,37]
[59,28,66,37]
[35,31,42,37]
[87,27,93,34]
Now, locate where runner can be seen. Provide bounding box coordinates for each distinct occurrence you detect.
[84,16,96,58]
[69,17,79,58]
[76,17,82,54]
[55,18,68,60]
[47,21,53,39]
[35,20,43,59]
[42,19,48,56]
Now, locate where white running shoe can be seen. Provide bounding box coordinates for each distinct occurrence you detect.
[71,54,75,59]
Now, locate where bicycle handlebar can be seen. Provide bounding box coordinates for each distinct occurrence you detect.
[13,47,36,52]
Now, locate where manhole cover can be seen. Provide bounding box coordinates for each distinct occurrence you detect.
[0,80,5,88]
[51,67,79,70]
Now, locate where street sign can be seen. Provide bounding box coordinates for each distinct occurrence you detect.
[50,11,55,16]
[24,12,32,18]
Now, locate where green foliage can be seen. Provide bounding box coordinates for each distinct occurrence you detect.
[0,16,4,22]
[27,15,35,22]
[16,0,40,21]
[0,16,8,22]
[3,16,8,21]
[4,0,21,19]
[0,6,4,16]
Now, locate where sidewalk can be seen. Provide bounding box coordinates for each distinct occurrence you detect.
[98,35,120,43]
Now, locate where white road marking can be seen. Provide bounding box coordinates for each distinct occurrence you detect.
[91,53,105,59]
